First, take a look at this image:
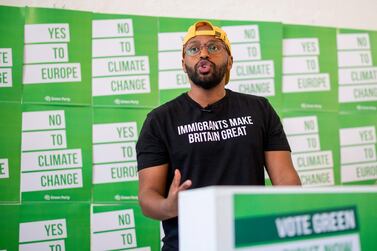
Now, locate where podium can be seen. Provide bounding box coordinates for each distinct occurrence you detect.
[179,186,377,251]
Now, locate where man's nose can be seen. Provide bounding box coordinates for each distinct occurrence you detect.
[199,47,209,58]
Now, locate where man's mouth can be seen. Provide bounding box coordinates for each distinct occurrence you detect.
[197,60,212,74]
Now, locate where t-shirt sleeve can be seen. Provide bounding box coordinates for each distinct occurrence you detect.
[263,99,291,151]
[136,113,169,170]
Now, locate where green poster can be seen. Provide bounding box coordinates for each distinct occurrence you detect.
[234,188,377,250]
[22,7,92,105]
[18,202,90,250]
[0,204,20,251]
[21,105,92,202]
[91,202,160,250]
[92,107,151,202]
[0,102,21,202]
[220,19,283,113]
[339,112,377,185]
[282,111,340,186]
[282,24,338,112]
[158,17,206,104]
[92,13,159,108]
[337,29,377,111]
[0,6,24,102]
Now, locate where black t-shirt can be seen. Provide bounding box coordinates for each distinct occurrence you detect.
[136,89,290,250]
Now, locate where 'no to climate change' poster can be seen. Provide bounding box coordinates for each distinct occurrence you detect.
[337,29,377,112]
[221,19,283,113]
[92,13,159,108]
[91,203,160,251]
[282,111,340,186]
[21,104,92,201]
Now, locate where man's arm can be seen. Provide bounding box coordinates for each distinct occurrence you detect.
[265,151,301,185]
[138,165,192,220]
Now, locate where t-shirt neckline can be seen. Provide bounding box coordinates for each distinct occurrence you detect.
[183,88,231,110]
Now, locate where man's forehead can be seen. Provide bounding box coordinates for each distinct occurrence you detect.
[186,35,222,45]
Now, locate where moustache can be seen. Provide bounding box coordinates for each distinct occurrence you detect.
[195,59,215,70]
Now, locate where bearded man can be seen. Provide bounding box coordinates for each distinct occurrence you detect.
[136,21,301,251]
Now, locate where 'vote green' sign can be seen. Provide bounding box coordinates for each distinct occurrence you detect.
[234,188,377,250]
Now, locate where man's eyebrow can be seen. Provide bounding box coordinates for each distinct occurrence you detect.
[186,39,221,46]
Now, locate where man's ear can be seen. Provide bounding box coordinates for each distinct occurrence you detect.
[227,55,233,70]
[182,58,187,73]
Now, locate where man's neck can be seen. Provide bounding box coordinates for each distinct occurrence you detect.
[187,83,226,108]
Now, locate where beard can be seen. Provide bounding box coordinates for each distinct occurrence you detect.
[185,59,228,90]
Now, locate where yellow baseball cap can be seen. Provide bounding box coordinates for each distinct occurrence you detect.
[182,21,232,84]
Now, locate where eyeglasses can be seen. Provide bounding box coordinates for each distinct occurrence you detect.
[184,41,225,56]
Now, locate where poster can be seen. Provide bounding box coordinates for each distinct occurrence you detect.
[0,102,22,202]
[0,6,24,102]
[92,107,150,202]
[22,7,92,105]
[18,202,90,250]
[221,19,283,113]
[282,111,340,186]
[21,105,92,201]
[91,203,160,251]
[337,29,377,111]
[282,25,338,112]
[92,13,159,107]
[0,204,20,251]
[158,17,204,104]
[234,188,377,250]
[339,112,377,185]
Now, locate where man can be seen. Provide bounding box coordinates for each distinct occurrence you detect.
[136,21,301,250]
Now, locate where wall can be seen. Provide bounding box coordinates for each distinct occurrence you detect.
[2,0,377,29]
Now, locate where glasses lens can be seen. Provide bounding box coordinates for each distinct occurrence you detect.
[207,42,222,54]
[185,45,200,56]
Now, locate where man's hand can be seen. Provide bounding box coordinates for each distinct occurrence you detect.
[138,165,192,220]
[163,169,192,218]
